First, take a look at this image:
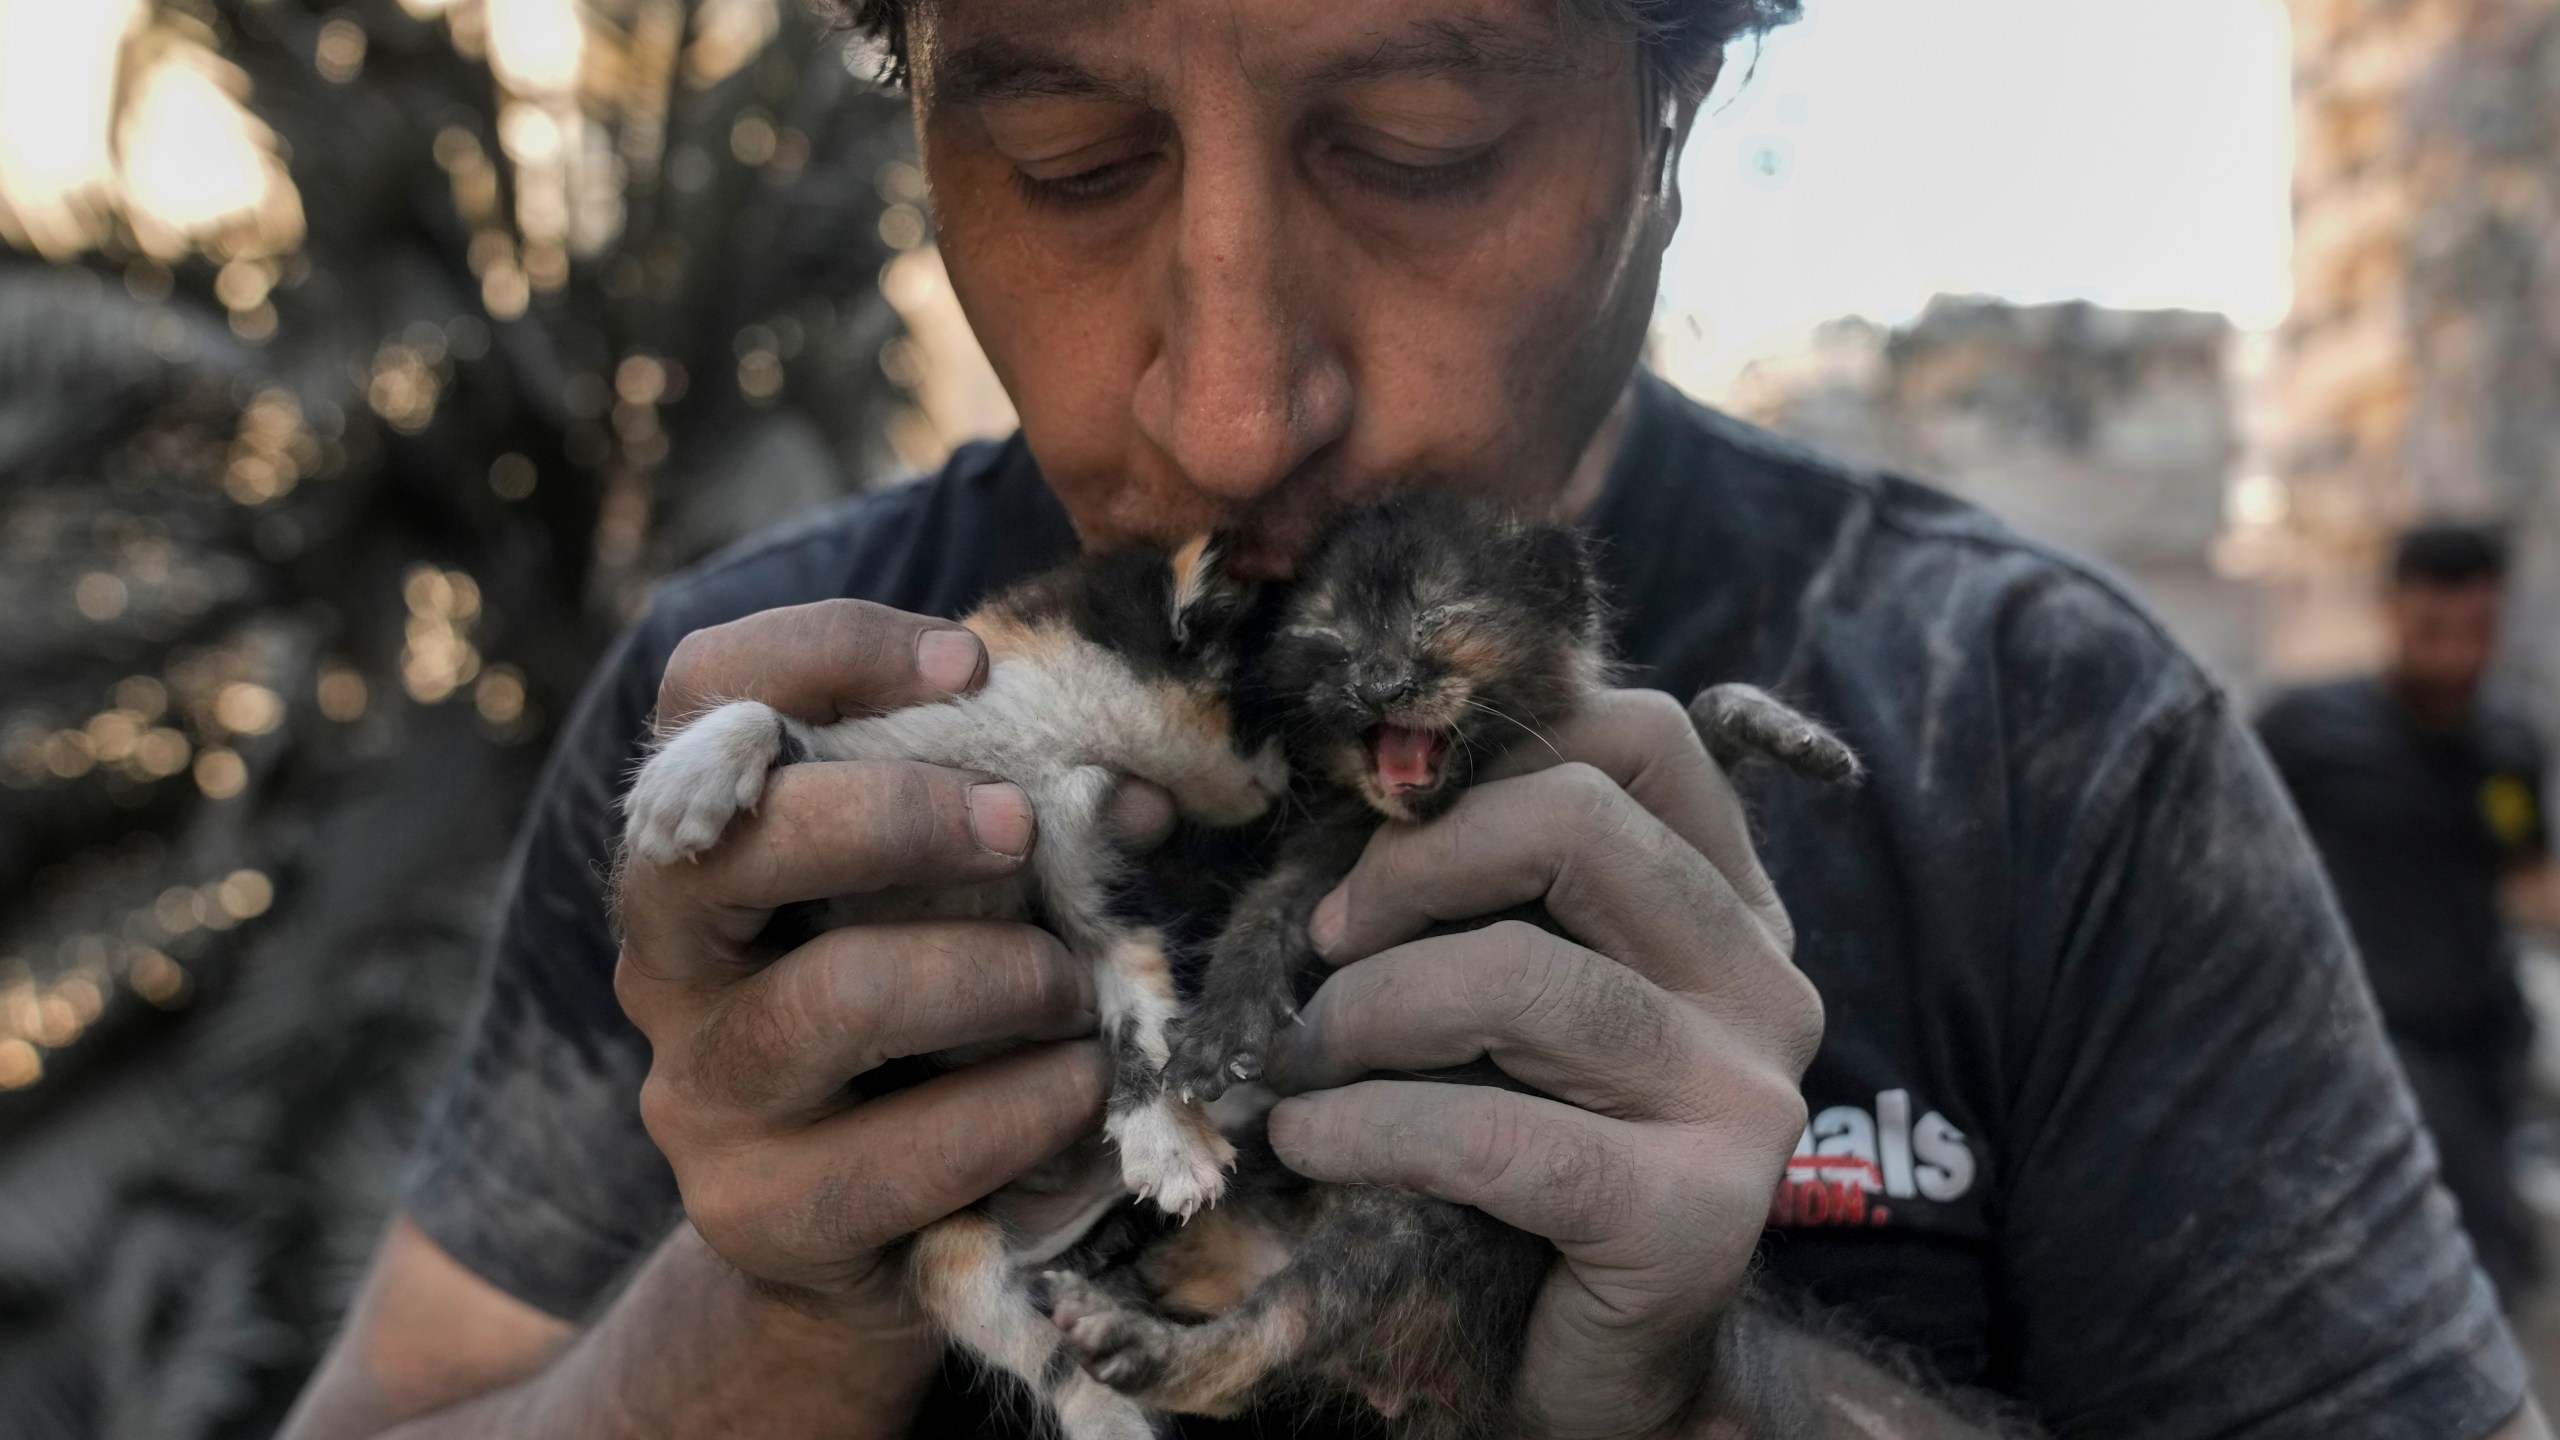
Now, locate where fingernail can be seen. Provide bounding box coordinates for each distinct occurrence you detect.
[968,782,1034,857]
[917,628,984,693]
[1308,886,1347,957]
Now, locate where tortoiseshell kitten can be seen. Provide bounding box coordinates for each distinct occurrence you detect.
[1038,492,1863,1439]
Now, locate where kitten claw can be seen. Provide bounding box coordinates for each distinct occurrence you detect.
[1163,997,1292,1104]
[1107,1097,1234,1218]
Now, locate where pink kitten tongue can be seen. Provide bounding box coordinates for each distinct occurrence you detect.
[1373,725,1445,792]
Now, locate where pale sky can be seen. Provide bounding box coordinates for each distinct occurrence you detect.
[1655,0,2296,398]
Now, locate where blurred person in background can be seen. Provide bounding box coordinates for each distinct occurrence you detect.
[2260,524,2560,1303]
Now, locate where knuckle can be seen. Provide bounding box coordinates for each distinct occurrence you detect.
[1452,1096,1528,1198]
[974,923,1079,1028]
[693,987,795,1104]
[910,1084,1056,1209]
[679,1163,774,1272]
[803,1151,907,1255]
[1561,1143,1643,1234]
[1730,1063,1811,1157]
[786,944,888,1069]
[816,599,902,678]
[1536,1116,1637,1235]
[1757,896,1801,960]
[611,947,652,1021]
[1478,921,1572,1028]
[1566,964,1671,1059]
[1772,966,1825,1073]
[914,1118,991,1201]
[875,764,953,867]
[612,866,688,955]
[658,626,729,723]
[1546,761,1632,844]
[1549,759,1616,808]
[1619,687,1699,756]
[637,1067,713,1160]
[1008,919,1077,988]
[1473,921,1677,1070]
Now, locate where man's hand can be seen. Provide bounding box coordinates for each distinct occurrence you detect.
[613,599,1116,1325]
[288,598,1174,1440]
[1267,687,1823,1439]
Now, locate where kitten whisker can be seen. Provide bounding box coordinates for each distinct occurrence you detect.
[1462,697,1563,763]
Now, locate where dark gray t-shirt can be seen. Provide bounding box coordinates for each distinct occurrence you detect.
[405,375,2527,1437]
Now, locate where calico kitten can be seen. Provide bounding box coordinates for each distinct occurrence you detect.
[1039,491,1862,1439]
[621,539,1284,1440]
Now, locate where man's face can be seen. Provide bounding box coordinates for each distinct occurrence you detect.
[906,0,1685,573]
[2386,578,2502,710]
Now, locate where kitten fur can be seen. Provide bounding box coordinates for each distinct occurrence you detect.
[1041,491,1863,1438]
[621,539,1285,1440]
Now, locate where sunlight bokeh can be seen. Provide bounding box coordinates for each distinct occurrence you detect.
[0,0,675,274]
[0,0,300,262]
[487,0,584,96]
[118,37,305,261]
[0,0,142,259]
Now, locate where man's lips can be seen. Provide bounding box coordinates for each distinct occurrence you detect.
[1368,724,1448,797]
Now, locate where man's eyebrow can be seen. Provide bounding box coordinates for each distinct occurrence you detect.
[933,39,1146,105]
[1310,17,1579,87]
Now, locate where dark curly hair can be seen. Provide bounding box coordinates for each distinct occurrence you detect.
[2392,523,2508,588]
[827,0,1799,98]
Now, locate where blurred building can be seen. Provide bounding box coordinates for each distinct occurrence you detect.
[2268,0,2560,731]
[1720,296,2271,698]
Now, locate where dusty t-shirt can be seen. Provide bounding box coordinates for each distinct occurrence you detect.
[404,374,2527,1438]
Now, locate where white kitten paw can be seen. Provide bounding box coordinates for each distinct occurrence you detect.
[1107,1097,1235,1219]
[1052,1368,1160,1440]
[622,701,789,866]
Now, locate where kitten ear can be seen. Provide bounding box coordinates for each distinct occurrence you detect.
[1522,525,1596,621]
[1167,533,1253,649]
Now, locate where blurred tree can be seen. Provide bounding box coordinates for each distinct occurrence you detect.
[0,2,923,1434]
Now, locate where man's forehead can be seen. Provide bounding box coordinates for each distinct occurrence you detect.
[915,0,1587,104]
[2393,581,2503,613]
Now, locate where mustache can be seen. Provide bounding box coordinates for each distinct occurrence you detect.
[1183,470,1488,582]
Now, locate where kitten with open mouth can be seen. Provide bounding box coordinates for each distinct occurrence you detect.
[1036,490,1863,1437]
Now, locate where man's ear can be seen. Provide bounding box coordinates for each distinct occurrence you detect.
[1167,533,1254,649]
[1650,86,1702,215]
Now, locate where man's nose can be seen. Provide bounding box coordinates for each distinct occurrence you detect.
[1131,153,1352,503]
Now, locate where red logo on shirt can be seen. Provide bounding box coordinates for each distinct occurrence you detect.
[1769,1088,1976,1229]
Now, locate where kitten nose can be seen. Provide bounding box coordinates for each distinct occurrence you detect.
[1352,677,1416,712]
